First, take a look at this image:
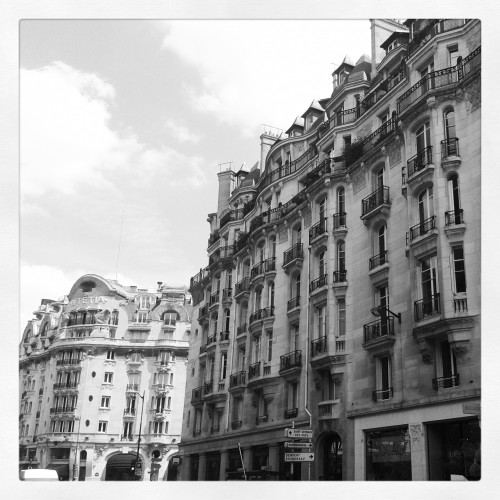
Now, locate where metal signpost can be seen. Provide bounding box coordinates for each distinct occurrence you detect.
[284,453,315,462]
[284,441,313,450]
[284,428,315,472]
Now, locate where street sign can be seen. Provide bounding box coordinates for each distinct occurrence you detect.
[285,452,315,462]
[284,441,313,449]
[285,428,313,439]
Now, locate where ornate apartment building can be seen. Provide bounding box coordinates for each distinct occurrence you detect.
[19,274,191,481]
[180,19,481,481]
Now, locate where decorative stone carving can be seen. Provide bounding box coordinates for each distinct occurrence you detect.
[278,224,288,244]
[303,207,312,228]
[387,140,402,168]
[351,167,366,194]
[417,339,434,364]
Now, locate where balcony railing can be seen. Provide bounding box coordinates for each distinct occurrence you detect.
[229,371,246,388]
[372,387,393,402]
[207,334,217,345]
[235,277,251,296]
[414,293,441,322]
[249,306,274,324]
[432,373,460,390]
[56,359,82,366]
[363,317,395,344]
[409,215,436,241]
[209,291,220,307]
[236,323,247,336]
[219,331,230,342]
[407,146,433,179]
[126,384,139,392]
[441,137,459,159]
[219,245,234,260]
[309,218,328,243]
[332,270,347,283]
[284,408,298,419]
[234,232,250,253]
[197,304,209,321]
[287,296,300,311]
[283,243,303,266]
[311,336,327,357]
[265,257,276,273]
[231,420,243,430]
[398,44,480,113]
[121,434,134,441]
[369,251,388,270]
[53,382,79,390]
[208,231,220,247]
[279,350,302,371]
[256,415,268,425]
[50,406,76,414]
[408,19,468,57]
[445,209,464,226]
[222,288,233,302]
[191,386,204,404]
[309,274,328,293]
[332,212,347,230]
[190,266,210,289]
[248,361,261,380]
[251,261,266,279]
[204,379,214,395]
[361,186,390,217]
[123,408,136,416]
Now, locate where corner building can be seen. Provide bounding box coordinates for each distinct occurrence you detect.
[19,275,191,481]
[180,19,481,481]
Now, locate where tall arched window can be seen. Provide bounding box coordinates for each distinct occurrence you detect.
[255,288,262,312]
[319,250,327,277]
[447,174,462,225]
[444,109,457,156]
[224,309,231,333]
[319,198,327,222]
[416,121,431,166]
[336,187,346,227]
[212,313,218,336]
[270,236,276,258]
[337,241,346,279]
[293,224,302,245]
[418,187,434,228]
[377,225,387,263]
[268,282,275,309]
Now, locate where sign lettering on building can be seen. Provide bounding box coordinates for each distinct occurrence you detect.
[69,296,107,306]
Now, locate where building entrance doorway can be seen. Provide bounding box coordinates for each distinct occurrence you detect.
[105,453,140,481]
[322,432,342,480]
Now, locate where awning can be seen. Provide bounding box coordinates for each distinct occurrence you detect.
[46,463,69,480]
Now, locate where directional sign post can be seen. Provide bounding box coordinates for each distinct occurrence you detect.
[285,453,315,462]
[284,441,313,450]
[285,428,313,439]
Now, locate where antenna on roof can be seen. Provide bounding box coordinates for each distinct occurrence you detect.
[115,210,125,282]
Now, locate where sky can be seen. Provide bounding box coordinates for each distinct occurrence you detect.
[20,19,374,332]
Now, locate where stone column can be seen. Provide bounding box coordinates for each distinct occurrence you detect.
[242,447,252,473]
[219,450,228,481]
[409,423,425,480]
[180,455,191,481]
[197,453,206,481]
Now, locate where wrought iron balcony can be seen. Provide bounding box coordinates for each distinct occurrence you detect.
[256,415,268,425]
[309,218,328,243]
[284,408,298,419]
[251,261,266,279]
[222,288,233,302]
[234,277,251,297]
[361,186,390,217]
[441,137,459,159]
[234,232,250,253]
[445,209,464,226]
[279,350,302,372]
[126,383,139,392]
[369,251,388,270]
[53,382,78,390]
[231,420,242,430]
[287,296,300,311]
[248,361,261,380]
[123,408,136,417]
[265,257,276,273]
[199,344,207,355]
[191,386,204,404]
[120,434,134,441]
[56,359,82,366]
[207,333,217,346]
[372,387,393,402]
[407,146,433,179]
[50,406,76,414]
[219,245,234,260]
[209,291,220,307]
[204,379,214,395]
[332,270,347,283]
[229,371,246,389]
[409,215,436,241]
[311,336,327,357]
[309,274,328,293]
[249,306,274,324]
[283,243,303,267]
[197,304,209,321]
[332,212,347,230]
[363,317,395,344]
[414,293,441,322]
[219,331,230,342]
[236,323,247,336]
[432,373,460,390]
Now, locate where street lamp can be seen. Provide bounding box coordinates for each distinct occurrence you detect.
[370,305,402,323]
[134,390,145,480]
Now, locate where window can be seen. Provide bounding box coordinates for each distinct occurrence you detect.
[268,282,275,309]
[337,299,346,336]
[137,311,148,323]
[444,109,456,155]
[420,256,438,301]
[98,421,108,433]
[377,225,386,260]
[321,371,336,401]
[237,346,246,371]
[220,352,228,380]
[420,60,435,91]
[452,246,467,293]
[101,396,110,408]
[448,44,459,66]
[418,187,434,226]
[266,331,273,362]
[212,312,218,335]
[106,350,115,360]
[194,408,203,435]
[375,166,384,190]
[290,324,299,351]
[111,309,119,325]
[123,421,133,439]
[319,198,327,222]
[436,340,458,388]
[337,187,345,216]
[376,355,392,399]
[139,295,151,309]
[293,224,302,245]
[447,174,461,223]
[337,241,345,272]
[224,309,231,333]
[319,250,327,277]
[255,288,262,311]
[287,382,298,410]
[152,420,164,434]
[416,121,431,156]
[270,236,276,258]
[316,305,326,339]
[103,372,113,384]
[163,311,178,326]
[67,420,75,433]
[253,335,261,363]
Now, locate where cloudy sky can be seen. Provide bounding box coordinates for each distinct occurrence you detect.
[20,19,374,330]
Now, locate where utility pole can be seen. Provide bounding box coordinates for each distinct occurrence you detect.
[135,390,145,480]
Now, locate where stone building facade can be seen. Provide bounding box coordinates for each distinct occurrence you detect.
[180,18,481,481]
[19,274,191,481]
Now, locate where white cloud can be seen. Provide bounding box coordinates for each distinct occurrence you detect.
[160,20,372,136]
[164,119,201,143]
[20,61,208,204]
